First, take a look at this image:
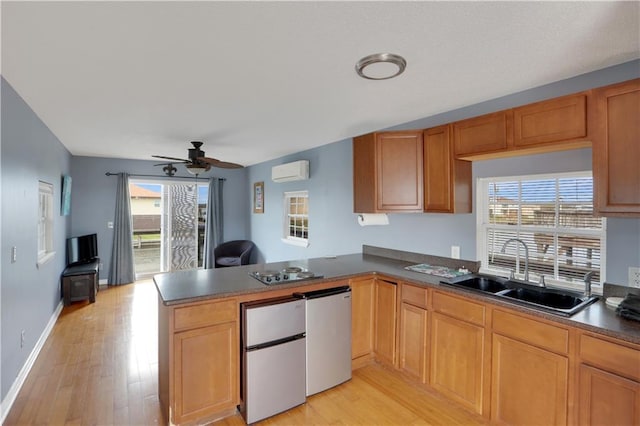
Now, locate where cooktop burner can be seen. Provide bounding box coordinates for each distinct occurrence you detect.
[249,268,323,285]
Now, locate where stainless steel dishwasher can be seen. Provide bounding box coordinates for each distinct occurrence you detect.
[240,296,306,424]
[297,286,352,396]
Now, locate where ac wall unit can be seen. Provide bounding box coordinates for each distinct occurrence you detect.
[271,160,309,183]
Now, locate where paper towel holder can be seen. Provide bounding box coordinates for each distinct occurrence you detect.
[357,213,390,226]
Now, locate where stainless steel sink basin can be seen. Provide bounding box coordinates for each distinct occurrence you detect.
[441,274,599,316]
[443,274,509,294]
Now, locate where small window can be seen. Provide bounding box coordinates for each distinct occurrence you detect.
[282,190,309,247]
[37,181,56,266]
[477,171,605,291]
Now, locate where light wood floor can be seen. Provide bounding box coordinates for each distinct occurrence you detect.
[5,280,486,426]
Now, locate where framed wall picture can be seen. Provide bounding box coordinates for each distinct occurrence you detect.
[253,181,264,214]
[61,175,72,216]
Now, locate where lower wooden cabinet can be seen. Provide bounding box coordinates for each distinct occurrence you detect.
[430,312,485,414]
[578,333,640,425]
[579,364,640,426]
[351,277,375,361]
[374,279,397,366]
[399,302,428,382]
[491,333,568,425]
[174,322,238,423]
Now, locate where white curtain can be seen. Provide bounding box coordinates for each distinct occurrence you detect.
[203,178,224,269]
[108,173,135,284]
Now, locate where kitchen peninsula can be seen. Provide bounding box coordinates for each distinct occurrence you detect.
[154,246,640,425]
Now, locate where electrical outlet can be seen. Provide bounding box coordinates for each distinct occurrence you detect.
[20,330,25,348]
[629,267,640,288]
[451,245,460,259]
[11,246,17,263]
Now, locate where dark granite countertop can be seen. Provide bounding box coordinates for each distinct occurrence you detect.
[154,249,640,345]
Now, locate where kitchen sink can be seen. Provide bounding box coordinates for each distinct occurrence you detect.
[441,274,599,316]
[443,274,509,294]
[497,285,599,316]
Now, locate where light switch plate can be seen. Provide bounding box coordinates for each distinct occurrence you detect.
[451,245,460,259]
[629,267,640,288]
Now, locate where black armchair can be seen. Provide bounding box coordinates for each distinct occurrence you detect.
[214,240,255,268]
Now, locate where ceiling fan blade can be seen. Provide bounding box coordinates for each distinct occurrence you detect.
[203,158,244,169]
[152,154,190,162]
[154,161,187,166]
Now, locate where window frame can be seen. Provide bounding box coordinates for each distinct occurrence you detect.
[37,180,56,267]
[476,171,606,293]
[281,190,309,248]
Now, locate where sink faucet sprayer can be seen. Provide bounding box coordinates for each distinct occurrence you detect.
[584,271,595,297]
[500,238,530,282]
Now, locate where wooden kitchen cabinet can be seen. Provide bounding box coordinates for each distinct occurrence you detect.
[491,309,569,425]
[591,78,640,216]
[374,278,398,366]
[399,284,429,382]
[350,276,376,364]
[577,333,640,425]
[453,111,512,158]
[513,92,588,148]
[158,297,239,425]
[353,131,424,213]
[423,125,472,213]
[174,322,238,423]
[430,291,486,415]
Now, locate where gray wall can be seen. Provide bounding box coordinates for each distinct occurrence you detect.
[247,60,640,286]
[70,157,249,280]
[1,78,72,399]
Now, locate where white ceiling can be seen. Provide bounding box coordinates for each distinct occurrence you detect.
[2,1,639,167]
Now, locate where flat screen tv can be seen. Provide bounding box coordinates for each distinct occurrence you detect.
[66,233,98,266]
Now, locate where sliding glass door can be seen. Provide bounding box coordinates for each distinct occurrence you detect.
[129,180,208,277]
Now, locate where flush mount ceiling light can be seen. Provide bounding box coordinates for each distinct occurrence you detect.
[355,53,407,80]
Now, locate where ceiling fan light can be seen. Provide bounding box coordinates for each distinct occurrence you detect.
[185,164,207,175]
[355,53,407,80]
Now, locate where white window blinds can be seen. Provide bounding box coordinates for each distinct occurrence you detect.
[478,172,605,285]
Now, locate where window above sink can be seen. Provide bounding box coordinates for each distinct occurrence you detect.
[476,171,605,295]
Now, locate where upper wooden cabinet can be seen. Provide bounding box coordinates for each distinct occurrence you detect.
[453,93,591,160]
[513,93,588,147]
[453,111,512,158]
[353,131,424,213]
[423,125,472,213]
[591,79,640,216]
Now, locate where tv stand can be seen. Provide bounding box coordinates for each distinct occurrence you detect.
[61,258,99,306]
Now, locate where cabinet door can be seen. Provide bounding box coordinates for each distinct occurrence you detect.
[491,334,568,425]
[453,111,512,158]
[513,93,587,147]
[376,132,424,211]
[173,322,238,424]
[424,125,471,213]
[351,278,375,360]
[399,302,428,382]
[579,364,640,426]
[592,79,640,215]
[374,279,397,366]
[430,312,485,414]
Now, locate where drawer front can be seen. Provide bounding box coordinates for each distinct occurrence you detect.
[580,334,640,382]
[402,284,428,309]
[432,291,485,326]
[493,309,568,355]
[174,299,237,331]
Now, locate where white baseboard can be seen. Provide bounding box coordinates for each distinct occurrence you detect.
[0,300,63,424]
[99,278,107,285]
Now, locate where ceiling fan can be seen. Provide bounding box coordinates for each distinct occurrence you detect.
[153,141,243,175]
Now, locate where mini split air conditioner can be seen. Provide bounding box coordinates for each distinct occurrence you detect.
[271,160,309,183]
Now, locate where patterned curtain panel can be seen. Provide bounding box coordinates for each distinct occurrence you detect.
[108,173,135,285]
[203,178,224,269]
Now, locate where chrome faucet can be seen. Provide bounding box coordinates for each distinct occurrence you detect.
[584,271,595,297]
[500,238,530,282]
